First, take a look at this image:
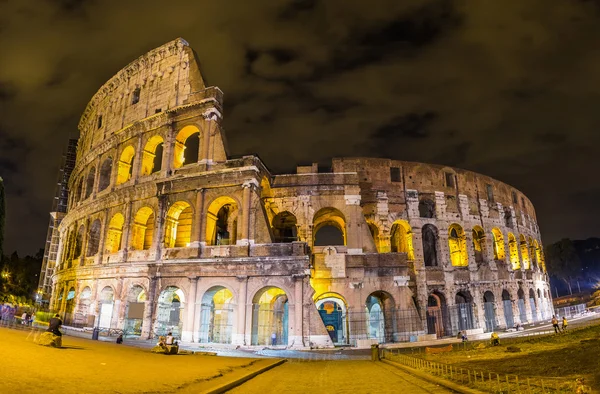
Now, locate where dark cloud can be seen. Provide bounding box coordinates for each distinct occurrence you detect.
[0,0,599,255]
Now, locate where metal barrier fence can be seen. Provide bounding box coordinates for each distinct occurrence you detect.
[382,350,579,393]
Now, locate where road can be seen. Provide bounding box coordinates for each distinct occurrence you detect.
[229,360,455,394]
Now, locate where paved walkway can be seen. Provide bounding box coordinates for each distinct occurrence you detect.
[229,359,455,393]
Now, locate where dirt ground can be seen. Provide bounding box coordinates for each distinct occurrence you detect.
[0,327,261,393]
[229,359,454,394]
[416,323,600,390]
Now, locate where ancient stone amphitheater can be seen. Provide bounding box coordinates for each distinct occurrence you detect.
[49,38,552,348]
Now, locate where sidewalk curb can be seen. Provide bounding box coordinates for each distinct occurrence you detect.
[202,358,287,394]
[381,359,485,394]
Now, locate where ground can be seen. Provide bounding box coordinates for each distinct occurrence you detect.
[229,360,453,394]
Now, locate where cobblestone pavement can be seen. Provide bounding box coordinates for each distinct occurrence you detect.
[229,360,455,393]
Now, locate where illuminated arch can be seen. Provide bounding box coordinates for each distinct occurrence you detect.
[472,226,486,264]
[206,196,239,246]
[533,240,545,272]
[313,207,346,246]
[86,219,102,257]
[141,135,164,176]
[251,286,289,346]
[164,201,193,248]
[98,157,113,192]
[84,167,95,199]
[390,220,414,260]
[528,236,537,269]
[491,228,505,261]
[199,286,235,344]
[272,211,298,243]
[315,293,349,345]
[173,125,201,169]
[105,213,124,254]
[422,224,438,267]
[367,221,383,253]
[116,146,135,185]
[508,233,520,270]
[448,224,468,267]
[519,234,530,269]
[131,207,155,250]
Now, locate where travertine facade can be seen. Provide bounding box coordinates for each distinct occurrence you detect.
[49,39,552,348]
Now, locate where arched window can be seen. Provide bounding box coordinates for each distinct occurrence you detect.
[422,224,438,267]
[84,167,96,199]
[508,233,520,270]
[448,224,468,267]
[519,234,530,269]
[206,197,239,246]
[491,228,505,261]
[390,220,414,260]
[272,211,298,243]
[533,240,544,271]
[173,125,200,169]
[164,201,193,248]
[313,208,346,246]
[105,213,124,254]
[367,222,382,252]
[418,198,436,218]
[472,226,485,264]
[131,207,155,250]
[87,219,101,257]
[504,207,513,228]
[76,178,84,202]
[528,237,537,269]
[74,225,84,259]
[98,157,113,192]
[116,146,135,185]
[141,136,164,176]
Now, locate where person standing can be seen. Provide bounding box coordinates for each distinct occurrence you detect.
[552,315,560,333]
[562,316,568,331]
[271,332,277,346]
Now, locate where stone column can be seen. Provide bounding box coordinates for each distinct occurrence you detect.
[182,276,198,342]
[141,276,158,339]
[200,118,213,164]
[233,276,248,345]
[344,193,362,253]
[152,196,166,259]
[161,125,175,177]
[191,188,205,247]
[290,275,305,348]
[239,181,253,245]
[131,136,144,183]
[121,202,133,261]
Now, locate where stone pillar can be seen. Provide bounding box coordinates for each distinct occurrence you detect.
[121,202,133,261]
[161,125,175,177]
[152,196,166,259]
[233,276,248,345]
[238,181,253,245]
[191,189,205,247]
[131,136,144,183]
[290,275,305,348]
[182,276,198,342]
[344,193,362,253]
[141,277,158,339]
[200,118,213,164]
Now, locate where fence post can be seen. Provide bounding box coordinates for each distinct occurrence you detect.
[468,369,471,384]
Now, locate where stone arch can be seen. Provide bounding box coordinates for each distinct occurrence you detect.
[251,286,289,346]
[448,224,468,267]
[124,285,147,337]
[86,219,102,257]
[206,196,239,246]
[502,289,514,328]
[84,166,96,199]
[426,291,450,337]
[508,233,520,270]
[105,213,124,254]
[528,288,538,323]
[418,197,436,218]
[533,240,544,271]
[491,228,505,261]
[131,207,155,250]
[164,200,193,248]
[390,220,414,260]
[64,286,76,323]
[517,287,527,323]
[519,234,530,269]
[116,145,135,185]
[482,290,497,332]
[98,286,115,328]
[173,125,201,169]
[155,286,185,337]
[77,286,93,318]
[76,177,84,203]
[315,293,349,345]
[199,286,235,344]
[367,221,383,253]
[74,224,85,260]
[422,224,439,267]
[98,157,113,192]
[313,207,346,246]
[365,290,396,343]
[455,291,475,332]
[472,226,486,264]
[141,135,164,176]
[272,211,298,243]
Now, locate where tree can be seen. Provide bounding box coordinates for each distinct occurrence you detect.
[0,177,4,261]
[545,238,582,295]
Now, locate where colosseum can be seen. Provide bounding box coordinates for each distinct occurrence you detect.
[47,38,552,348]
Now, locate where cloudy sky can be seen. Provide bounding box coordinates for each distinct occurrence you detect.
[1,0,599,255]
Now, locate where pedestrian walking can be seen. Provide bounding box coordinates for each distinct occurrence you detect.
[562,316,568,331]
[552,315,560,333]
[271,332,277,346]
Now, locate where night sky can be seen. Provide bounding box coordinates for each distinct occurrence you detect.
[1,0,599,256]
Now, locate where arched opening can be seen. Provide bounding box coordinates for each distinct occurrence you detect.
[199,286,235,344]
[86,219,102,257]
[448,224,468,267]
[472,226,486,264]
[84,167,96,199]
[528,288,537,323]
[98,158,112,192]
[390,220,414,260]
[164,201,193,248]
[519,234,530,269]
[517,288,527,324]
[482,291,497,332]
[508,233,520,270]
[251,287,288,346]
[105,213,124,254]
[131,207,154,250]
[76,178,84,203]
[173,125,200,169]
[422,224,438,267]
[534,240,543,272]
[313,207,346,246]
[141,136,164,176]
[155,286,184,337]
[426,292,449,338]
[316,295,348,345]
[491,228,505,261]
[74,225,84,261]
[206,197,239,246]
[98,286,115,328]
[418,198,436,218]
[272,211,298,243]
[502,290,514,328]
[64,286,76,325]
[116,146,135,185]
[365,291,395,343]
[367,222,382,253]
[124,285,146,337]
[75,286,92,327]
[454,292,475,333]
